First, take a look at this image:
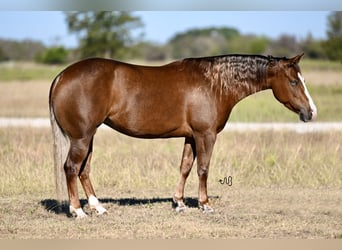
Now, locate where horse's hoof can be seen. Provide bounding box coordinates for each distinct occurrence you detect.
[200,204,214,214]
[89,195,107,215]
[94,205,108,215]
[76,213,88,219]
[70,206,88,219]
[175,205,188,213]
[173,197,188,213]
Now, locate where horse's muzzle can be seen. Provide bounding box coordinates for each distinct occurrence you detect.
[299,108,317,122]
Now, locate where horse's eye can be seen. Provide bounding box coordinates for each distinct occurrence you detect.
[290,80,298,86]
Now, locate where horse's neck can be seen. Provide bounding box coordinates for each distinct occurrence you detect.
[200,56,270,103]
[225,78,269,103]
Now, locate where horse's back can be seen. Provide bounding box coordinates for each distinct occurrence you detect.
[104,60,197,138]
[50,58,201,139]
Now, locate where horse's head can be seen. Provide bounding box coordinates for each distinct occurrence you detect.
[268,53,317,122]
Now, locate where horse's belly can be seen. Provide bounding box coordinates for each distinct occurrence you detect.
[105,108,191,139]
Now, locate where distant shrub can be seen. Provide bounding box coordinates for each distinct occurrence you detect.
[0,47,9,62]
[38,46,68,65]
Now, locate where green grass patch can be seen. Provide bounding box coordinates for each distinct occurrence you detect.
[300,58,342,71]
[0,62,63,82]
[230,85,342,122]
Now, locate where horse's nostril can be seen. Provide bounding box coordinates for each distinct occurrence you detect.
[310,109,317,121]
[299,109,307,122]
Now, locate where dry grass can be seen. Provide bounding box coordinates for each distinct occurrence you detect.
[1,60,341,239]
[304,70,342,86]
[2,127,340,197]
[91,129,342,190]
[0,127,341,239]
[0,80,50,117]
[1,188,341,239]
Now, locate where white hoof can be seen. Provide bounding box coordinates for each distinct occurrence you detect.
[201,204,214,214]
[175,205,187,213]
[174,199,188,213]
[94,205,107,215]
[70,206,88,219]
[89,195,107,215]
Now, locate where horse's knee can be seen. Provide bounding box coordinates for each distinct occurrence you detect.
[197,165,208,178]
[64,160,79,178]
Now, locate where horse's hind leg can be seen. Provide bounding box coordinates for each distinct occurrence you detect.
[78,137,107,215]
[64,137,94,218]
[173,137,196,212]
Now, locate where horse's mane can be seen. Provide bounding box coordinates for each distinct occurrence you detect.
[184,54,285,95]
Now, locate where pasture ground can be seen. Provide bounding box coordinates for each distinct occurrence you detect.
[1,187,341,239]
[0,128,341,239]
[0,60,341,239]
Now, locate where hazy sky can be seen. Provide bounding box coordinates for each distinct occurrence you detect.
[0,11,330,48]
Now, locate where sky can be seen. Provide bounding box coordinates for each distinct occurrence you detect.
[0,11,331,48]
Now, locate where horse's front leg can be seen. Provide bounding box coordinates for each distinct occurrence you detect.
[173,137,196,212]
[194,131,216,213]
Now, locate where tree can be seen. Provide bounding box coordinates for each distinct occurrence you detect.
[301,33,326,59]
[229,35,269,55]
[327,11,342,38]
[0,47,9,62]
[65,11,143,59]
[168,27,240,58]
[135,42,167,61]
[268,34,301,57]
[166,27,272,59]
[324,12,342,62]
[0,39,45,61]
[38,46,68,64]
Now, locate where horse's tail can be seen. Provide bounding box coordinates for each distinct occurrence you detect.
[49,77,69,202]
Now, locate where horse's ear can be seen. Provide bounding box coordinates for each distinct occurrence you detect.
[267,56,277,67]
[289,53,304,65]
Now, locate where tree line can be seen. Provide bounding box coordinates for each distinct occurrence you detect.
[0,11,341,64]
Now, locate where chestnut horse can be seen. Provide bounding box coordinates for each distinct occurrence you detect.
[49,53,317,218]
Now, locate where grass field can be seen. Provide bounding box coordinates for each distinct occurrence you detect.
[0,127,341,239]
[0,61,62,82]
[0,60,341,239]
